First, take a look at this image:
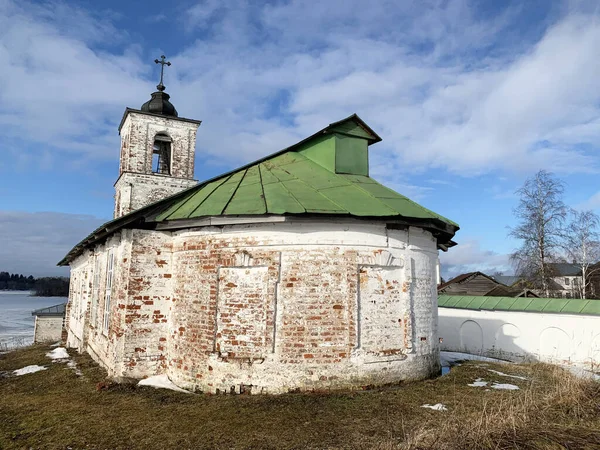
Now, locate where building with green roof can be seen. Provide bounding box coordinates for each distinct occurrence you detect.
[60,71,459,394]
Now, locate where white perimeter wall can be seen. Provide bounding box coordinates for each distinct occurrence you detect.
[439,307,600,371]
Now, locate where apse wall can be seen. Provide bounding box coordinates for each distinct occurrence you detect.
[165,219,441,394]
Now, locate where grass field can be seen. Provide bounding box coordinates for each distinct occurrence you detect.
[1,345,599,449]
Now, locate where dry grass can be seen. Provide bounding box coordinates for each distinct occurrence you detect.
[1,345,599,449]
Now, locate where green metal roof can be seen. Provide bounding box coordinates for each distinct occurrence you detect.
[58,114,459,266]
[438,295,600,317]
[152,150,457,224]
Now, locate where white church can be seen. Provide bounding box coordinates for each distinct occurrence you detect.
[60,57,459,394]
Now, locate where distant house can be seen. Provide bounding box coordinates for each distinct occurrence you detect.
[547,263,583,299]
[438,272,505,296]
[496,264,591,299]
[31,303,66,344]
[438,272,538,298]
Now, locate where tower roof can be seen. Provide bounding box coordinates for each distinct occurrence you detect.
[140,55,178,117]
[140,91,178,117]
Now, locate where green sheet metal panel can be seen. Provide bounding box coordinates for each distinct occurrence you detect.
[267,151,304,167]
[334,134,369,176]
[281,180,345,213]
[523,298,551,312]
[297,134,336,172]
[581,300,600,315]
[340,174,377,184]
[355,181,405,199]
[258,164,280,185]
[223,167,267,215]
[319,185,396,216]
[262,181,305,214]
[190,171,245,217]
[478,297,502,310]
[437,295,450,307]
[330,121,374,140]
[162,178,230,220]
[439,295,464,308]
[282,158,351,190]
[463,296,489,310]
[542,298,569,313]
[378,197,441,220]
[265,166,296,182]
[507,298,534,312]
[239,164,261,186]
[560,299,589,315]
[154,189,200,221]
[493,297,519,310]
[453,296,476,309]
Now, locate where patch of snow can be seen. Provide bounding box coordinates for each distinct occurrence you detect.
[487,369,528,380]
[138,374,190,393]
[13,365,47,376]
[491,383,520,390]
[421,403,448,411]
[46,347,69,360]
[67,360,83,377]
[468,378,488,387]
[565,366,600,381]
[50,342,61,347]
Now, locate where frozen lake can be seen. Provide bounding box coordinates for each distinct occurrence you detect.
[0,291,67,349]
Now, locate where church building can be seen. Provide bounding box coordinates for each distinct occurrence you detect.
[60,58,459,394]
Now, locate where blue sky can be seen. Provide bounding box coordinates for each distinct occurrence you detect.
[2,0,600,277]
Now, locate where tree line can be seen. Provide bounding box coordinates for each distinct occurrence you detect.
[0,272,69,297]
[509,170,600,299]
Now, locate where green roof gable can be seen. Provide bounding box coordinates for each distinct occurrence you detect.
[58,114,459,266]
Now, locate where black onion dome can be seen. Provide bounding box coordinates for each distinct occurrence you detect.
[141,90,178,117]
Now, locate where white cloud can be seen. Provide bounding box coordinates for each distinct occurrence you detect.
[2,0,600,182]
[440,238,512,279]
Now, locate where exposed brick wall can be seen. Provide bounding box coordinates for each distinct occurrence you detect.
[114,111,200,218]
[66,219,441,393]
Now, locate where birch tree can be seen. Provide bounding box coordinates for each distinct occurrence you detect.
[509,170,567,297]
[562,210,600,299]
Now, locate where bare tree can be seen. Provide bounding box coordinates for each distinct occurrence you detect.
[562,210,600,299]
[509,170,567,297]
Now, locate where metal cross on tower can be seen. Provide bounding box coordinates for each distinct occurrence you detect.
[154,55,171,91]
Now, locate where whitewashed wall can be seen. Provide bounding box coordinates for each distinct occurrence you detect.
[33,316,63,343]
[66,217,444,393]
[439,307,600,371]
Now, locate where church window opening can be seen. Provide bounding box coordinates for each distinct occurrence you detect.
[91,255,101,326]
[78,274,86,320]
[152,134,172,175]
[103,250,114,334]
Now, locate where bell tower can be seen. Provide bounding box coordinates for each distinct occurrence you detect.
[114,55,201,218]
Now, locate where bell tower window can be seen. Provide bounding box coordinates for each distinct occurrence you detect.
[152,133,172,175]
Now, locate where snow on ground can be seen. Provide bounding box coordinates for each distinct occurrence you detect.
[46,347,69,360]
[421,403,448,411]
[467,378,520,390]
[138,374,190,393]
[67,360,83,377]
[13,365,47,376]
[491,383,520,390]
[487,369,528,380]
[467,378,489,387]
[566,366,600,381]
